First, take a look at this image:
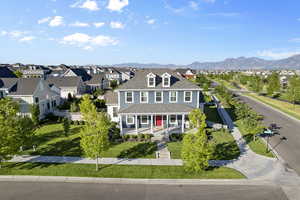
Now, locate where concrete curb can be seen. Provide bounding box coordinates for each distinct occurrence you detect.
[241,93,300,124]
[0,175,274,186]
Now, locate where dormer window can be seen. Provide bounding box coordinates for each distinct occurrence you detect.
[147,73,156,87]
[162,73,171,87]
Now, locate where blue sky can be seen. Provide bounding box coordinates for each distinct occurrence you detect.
[0,0,300,65]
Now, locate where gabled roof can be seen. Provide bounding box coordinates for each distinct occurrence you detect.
[64,68,91,81]
[0,78,18,89]
[46,77,82,88]
[117,69,200,90]
[104,91,118,105]
[8,78,41,96]
[119,103,194,114]
[0,67,17,78]
[85,73,106,85]
[175,68,196,75]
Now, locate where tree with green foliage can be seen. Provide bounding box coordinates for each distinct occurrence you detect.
[14,70,23,78]
[62,118,70,137]
[189,108,206,129]
[93,88,105,98]
[266,72,281,96]
[249,75,263,93]
[110,80,118,90]
[0,98,34,168]
[242,117,264,141]
[79,95,111,171]
[30,104,40,126]
[181,125,212,172]
[286,75,300,106]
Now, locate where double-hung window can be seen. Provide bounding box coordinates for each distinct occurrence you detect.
[148,77,155,87]
[125,92,133,103]
[126,115,134,125]
[140,91,148,103]
[184,91,192,102]
[169,115,177,124]
[141,115,148,124]
[155,91,163,103]
[169,91,177,103]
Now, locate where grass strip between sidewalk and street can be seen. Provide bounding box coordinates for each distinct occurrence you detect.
[0,162,245,179]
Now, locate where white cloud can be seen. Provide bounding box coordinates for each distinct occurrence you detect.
[0,31,8,36]
[146,19,156,25]
[107,0,129,12]
[70,21,90,27]
[257,50,300,59]
[83,46,93,51]
[71,0,100,11]
[38,17,51,24]
[19,36,35,42]
[61,33,118,48]
[9,31,27,38]
[93,22,105,28]
[49,16,64,27]
[189,1,199,10]
[110,21,125,29]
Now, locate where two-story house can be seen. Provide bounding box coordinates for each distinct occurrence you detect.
[110,69,203,135]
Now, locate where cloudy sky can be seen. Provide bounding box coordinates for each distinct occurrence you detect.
[0,0,300,65]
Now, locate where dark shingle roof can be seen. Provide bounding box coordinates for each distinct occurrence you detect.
[0,67,17,78]
[9,78,41,95]
[104,91,118,105]
[117,69,200,90]
[47,77,81,88]
[70,68,91,81]
[118,104,194,114]
[0,78,18,89]
[85,73,106,85]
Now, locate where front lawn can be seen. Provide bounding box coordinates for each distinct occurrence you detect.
[0,162,245,179]
[167,129,240,160]
[236,120,274,158]
[23,123,156,159]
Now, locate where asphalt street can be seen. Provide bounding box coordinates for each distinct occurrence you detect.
[238,94,300,175]
[0,182,289,200]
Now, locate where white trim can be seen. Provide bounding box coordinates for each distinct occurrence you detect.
[169,91,178,103]
[155,91,163,103]
[140,115,149,124]
[162,73,171,88]
[169,115,177,124]
[140,91,148,103]
[126,115,135,125]
[148,77,156,88]
[116,88,202,92]
[184,91,192,103]
[120,112,190,115]
[125,91,134,103]
[197,91,200,108]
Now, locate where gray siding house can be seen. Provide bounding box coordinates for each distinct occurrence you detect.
[114,69,203,135]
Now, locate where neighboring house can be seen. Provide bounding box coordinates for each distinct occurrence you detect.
[0,66,17,78]
[175,68,197,79]
[21,65,50,78]
[116,68,135,82]
[85,73,110,92]
[115,69,203,135]
[63,68,91,82]
[105,68,122,84]
[47,76,85,99]
[105,91,119,122]
[0,78,18,98]
[7,78,61,118]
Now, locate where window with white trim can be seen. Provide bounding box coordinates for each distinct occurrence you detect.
[113,107,118,117]
[169,91,177,103]
[162,73,171,87]
[125,92,133,103]
[148,77,155,87]
[141,115,148,124]
[184,91,192,102]
[155,91,163,103]
[126,115,134,125]
[140,91,148,103]
[169,115,177,124]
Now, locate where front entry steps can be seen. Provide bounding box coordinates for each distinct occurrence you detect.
[154,134,171,159]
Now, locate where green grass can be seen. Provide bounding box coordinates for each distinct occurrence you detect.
[236,120,274,158]
[0,162,245,179]
[204,105,223,124]
[23,123,156,158]
[167,129,240,160]
[245,93,300,121]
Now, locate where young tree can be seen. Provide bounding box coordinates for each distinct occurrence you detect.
[110,80,118,90]
[286,75,300,106]
[189,109,206,129]
[80,112,111,171]
[14,70,23,78]
[242,117,264,141]
[249,75,263,93]
[181,126,212,172]
[62,118,70,137]
[266,72,281,96]
[30,104,40,126]
[79,95,97,123]
[0,98,34,168]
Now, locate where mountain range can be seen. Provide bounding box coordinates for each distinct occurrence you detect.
[112,54,300,70]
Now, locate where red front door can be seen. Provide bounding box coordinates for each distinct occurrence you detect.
[156,116,162,126]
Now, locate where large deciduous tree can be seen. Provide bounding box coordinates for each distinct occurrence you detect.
[267,72,281,96]
[286,75,300,106]
[189,109,206,129]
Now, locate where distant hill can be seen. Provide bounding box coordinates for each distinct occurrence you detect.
[112,55,300,70]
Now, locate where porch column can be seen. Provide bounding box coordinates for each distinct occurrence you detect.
[182,114,185,133]
[119,115,123,135]
[166,115,169,133]
[151,115,153,134]
[135,115,138,134]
